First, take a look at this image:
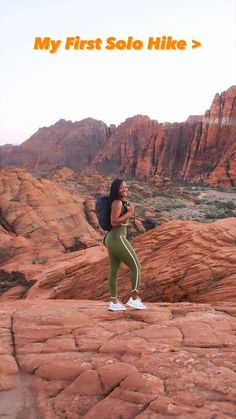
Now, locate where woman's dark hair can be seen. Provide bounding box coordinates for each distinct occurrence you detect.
[109,178,123,202]
[107,179,124,225]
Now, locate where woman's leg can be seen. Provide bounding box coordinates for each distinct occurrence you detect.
[107,251,121,299]
[117,235,141,293]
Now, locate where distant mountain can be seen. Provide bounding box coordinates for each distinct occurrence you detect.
[0,118,110,171]
[0,86,235,186]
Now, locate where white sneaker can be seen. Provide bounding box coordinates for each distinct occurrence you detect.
[108,301,126,311]
[127,297,146,310]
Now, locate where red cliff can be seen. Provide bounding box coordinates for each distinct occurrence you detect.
[180,86,236,186]
[0,87,235,186]
[92,86,236,186]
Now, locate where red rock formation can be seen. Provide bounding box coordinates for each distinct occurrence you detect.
[91,116,197,181]
[0,168,151,299]
[0,144,19,169]
[0,118,110,171]
[207,141,236,187]
[181,85,236,186]
[92,86,236,186]
[0,87,235,186]
[28,218,236,304]
[0,300,236,417]
[0,168,103,280]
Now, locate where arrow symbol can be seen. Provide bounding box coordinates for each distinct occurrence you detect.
[192,40,202,49]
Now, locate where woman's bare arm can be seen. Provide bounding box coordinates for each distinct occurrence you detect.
[110,200,134,227]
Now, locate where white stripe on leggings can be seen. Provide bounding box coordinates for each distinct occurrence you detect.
[119,235,139,291]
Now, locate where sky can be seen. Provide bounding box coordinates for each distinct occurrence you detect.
[0,0,235,145]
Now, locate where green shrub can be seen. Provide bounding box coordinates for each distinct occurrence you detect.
[9,197,20,202]
[213,200,236,210]
[159,203,185,212]
[204,208,231,219]
[31,171,49,178]
[215,186,226,192]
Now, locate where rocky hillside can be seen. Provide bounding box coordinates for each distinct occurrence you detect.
[27,217,236,304]
[0,300,236,418]
[1,168,235,301]
[0,169,103,279]
[0,86,235,186]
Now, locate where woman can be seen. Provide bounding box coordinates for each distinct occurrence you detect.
[105,178,146,311]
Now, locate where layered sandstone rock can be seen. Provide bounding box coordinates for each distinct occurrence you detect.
[0,169,102,274]
[0,245,107,301]
[28,218,236,304]
[0,300,235,418]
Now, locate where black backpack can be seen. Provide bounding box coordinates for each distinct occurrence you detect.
[95,196,112,231]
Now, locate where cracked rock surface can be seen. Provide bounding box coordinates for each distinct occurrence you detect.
[0,300,236,418]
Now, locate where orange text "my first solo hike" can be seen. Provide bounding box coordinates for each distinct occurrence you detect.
[34,36,202,53]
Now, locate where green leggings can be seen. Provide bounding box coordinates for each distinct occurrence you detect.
[105,225,141,297]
